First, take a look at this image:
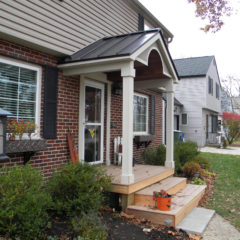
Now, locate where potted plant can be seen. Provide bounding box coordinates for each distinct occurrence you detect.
[153,190,172,211]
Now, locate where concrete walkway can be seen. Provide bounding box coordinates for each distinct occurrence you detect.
[200,146,240,155]
[202,214,240,240]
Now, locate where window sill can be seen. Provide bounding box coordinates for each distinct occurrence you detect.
[134,134,154,149]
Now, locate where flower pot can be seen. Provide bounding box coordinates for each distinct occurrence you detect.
[156,196,171,211]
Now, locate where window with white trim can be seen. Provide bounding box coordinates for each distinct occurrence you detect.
[0,58,41,125]
[133,93,148,135]
[181,113,188,125]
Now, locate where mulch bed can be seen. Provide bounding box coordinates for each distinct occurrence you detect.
[101,210,195,240]
[45,209,201,240]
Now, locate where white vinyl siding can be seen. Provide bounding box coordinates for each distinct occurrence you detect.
[0,57,41,126]
[133,93,148,135]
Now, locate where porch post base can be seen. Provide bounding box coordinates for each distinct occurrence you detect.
[121,174,134,185]
[165,161,175,169]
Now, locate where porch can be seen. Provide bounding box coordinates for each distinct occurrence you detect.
[105,164,174,194]
[59,29,178,185]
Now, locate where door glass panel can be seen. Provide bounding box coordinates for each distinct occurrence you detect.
[84,125,101,163]
[85,86,101,123]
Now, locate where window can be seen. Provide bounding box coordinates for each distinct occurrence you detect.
[0,58,41,126]
[216,83,219,99]
[182,113,188,125]
[208,77,213,95]
[211,115,218,133]
[133,93,148,134]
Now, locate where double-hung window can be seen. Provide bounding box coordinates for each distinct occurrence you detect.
[216,83,219,99]
[208,77,213,95]
[0,57,41,127]
[133,93,148,135]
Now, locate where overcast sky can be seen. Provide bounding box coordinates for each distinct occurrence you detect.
[139,0,240,81]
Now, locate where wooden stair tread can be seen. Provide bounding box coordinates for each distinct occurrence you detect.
[128,184,206,216]
[135,177,187,196]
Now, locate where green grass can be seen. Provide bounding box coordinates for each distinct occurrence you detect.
[200,152,240,230]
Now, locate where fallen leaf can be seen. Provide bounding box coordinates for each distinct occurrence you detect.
[168,230,176,236]
[189,233,202,240]
[120,212,134,219]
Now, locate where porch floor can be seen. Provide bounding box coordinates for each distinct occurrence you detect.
[105,164,174,194]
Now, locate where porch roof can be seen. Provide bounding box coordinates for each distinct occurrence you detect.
[58,29,179,83]
[62,29,161,63]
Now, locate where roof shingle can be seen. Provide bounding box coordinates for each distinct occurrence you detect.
[173,56,214,78]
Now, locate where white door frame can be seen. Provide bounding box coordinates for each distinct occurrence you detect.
[79,77,104,164]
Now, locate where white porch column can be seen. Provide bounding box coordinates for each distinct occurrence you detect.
[165,88,175,169]
[121,62,135,184]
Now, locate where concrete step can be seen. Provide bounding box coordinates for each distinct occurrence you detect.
[126,184,206,227]
[176,207,215,235]
[134,177,187,208]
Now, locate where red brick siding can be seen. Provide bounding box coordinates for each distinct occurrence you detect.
[0,39,79,178]
[110,89,163,164]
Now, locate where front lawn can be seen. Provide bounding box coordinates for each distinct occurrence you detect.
[200,152,240,230]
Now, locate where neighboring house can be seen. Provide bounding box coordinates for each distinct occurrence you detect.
[174,56,221,147]
[221,90,233,113]
[0,0,177,182]
[232,97,240,115]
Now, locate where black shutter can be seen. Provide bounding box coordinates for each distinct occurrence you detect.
[43,66,58,139]
[150,95,155,135]
[138,13,144,31]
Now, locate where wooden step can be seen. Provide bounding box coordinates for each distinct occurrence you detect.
[107,165,174,194]
[126,184,206,227]
[134,177,187,208]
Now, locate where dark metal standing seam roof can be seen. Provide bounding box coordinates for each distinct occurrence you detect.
[62,29,162,64]
[173,56,214,78]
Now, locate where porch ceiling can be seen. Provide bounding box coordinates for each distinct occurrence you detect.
[58,29,179,83]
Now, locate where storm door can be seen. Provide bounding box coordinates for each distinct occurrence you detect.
[83,80,104,164]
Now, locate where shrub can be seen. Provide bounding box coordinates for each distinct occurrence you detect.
[142,145,166,166]
[0,165,51,240]
[222,112,240,144]
[71,211,107,240]
[182,161,201,178]
[191,177,206,185]
[175,141,199,167]
[46,162,112,217]
[192,155,210,170]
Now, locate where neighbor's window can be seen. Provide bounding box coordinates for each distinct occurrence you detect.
[0,58,41,124]
[133,93,148,134]
[208,77,213,95]
[182,113,188,125]
[211,115,218,133]
[216,83,219,99]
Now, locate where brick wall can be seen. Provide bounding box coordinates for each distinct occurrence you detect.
[0,39,79,178]
[110,89,163,164]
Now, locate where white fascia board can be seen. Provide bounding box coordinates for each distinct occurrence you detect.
[156,37,179,83]
[58,56,132,69]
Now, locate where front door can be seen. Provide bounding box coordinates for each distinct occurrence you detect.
[83,80,104,164]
